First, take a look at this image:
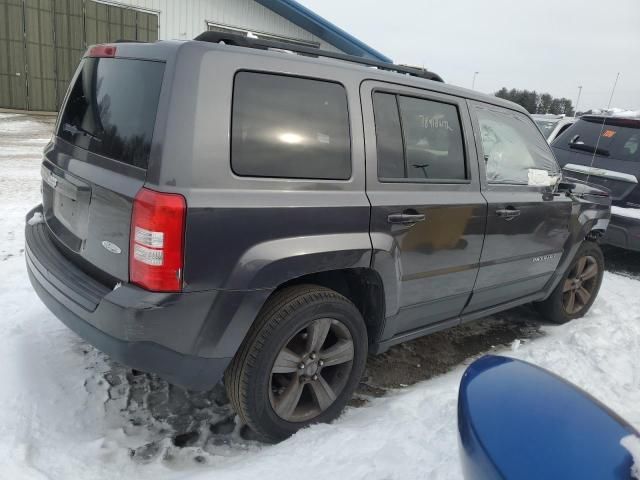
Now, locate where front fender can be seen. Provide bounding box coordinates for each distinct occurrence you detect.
[543,191,610,297]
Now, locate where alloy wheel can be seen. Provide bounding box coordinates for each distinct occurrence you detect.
[269,317,354,422]
[562,255,599,315]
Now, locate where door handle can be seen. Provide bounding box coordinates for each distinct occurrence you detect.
[496,207,521,221]
[387,212,426,224]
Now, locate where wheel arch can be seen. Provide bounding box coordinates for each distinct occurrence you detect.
[275,268,387,345]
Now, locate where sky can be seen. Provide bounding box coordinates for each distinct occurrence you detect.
[299,0,640,111]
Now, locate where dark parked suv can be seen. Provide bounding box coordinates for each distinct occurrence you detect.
[552,115,640,251]
[26,33,610,442]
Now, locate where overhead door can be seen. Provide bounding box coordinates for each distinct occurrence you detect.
[0,0,27,109]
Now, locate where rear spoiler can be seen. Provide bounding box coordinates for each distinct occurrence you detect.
[581,115,640,128]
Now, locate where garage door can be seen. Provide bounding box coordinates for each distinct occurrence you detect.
[0,0,159,112]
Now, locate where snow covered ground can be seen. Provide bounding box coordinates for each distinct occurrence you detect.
[1,113,639,480]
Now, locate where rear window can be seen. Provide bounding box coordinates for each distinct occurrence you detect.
[553,117,640,162]
[231,72,351,180]
[373,92,467,182]
[58,57,165,169]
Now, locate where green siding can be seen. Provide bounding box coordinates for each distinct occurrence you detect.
[123,9,137,42]
[24,0,56,111]
[0,0,28,109]
[85,1,110,45]
[0,0,159,111]
[108,5,123,42]
[54,0,84,109]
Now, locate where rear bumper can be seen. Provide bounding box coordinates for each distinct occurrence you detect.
[27,268,229,390]
[25,205,266,391]
[602,213,640,251]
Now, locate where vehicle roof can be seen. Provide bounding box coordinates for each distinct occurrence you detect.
[108,39,530,116]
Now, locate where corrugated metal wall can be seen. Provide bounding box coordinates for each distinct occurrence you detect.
[0,0,158,111]
[24,0,56,111]
[0,0,28,109]
[54,0,85,108]
[108,0,339,50]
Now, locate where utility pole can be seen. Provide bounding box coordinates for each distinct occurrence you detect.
[574,85,582,116]
[471,71,479,90]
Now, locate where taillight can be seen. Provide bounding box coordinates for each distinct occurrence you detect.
[130,188,186,292]
[87,44,116,58]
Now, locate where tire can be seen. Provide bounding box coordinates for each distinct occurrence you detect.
[536,241,604,324]
[224,284,368,443]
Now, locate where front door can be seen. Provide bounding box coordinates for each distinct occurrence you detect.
[465,101,573,312]
[361,81,487,338]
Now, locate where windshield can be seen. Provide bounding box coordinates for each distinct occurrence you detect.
[553,117,640,161]
[58,57,165,169]
[534,119,560,139]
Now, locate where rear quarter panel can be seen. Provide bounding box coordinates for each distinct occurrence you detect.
[146,43,372,292]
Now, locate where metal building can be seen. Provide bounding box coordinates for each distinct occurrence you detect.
[0,0,390,112]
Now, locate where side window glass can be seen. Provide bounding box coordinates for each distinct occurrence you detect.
[398,96,466,180]
[555,123,572,138]
[232,72,351,180]
[622,134,639,159]
[372,92,467,182]
[373,93,405,178]
[475,106,560,185]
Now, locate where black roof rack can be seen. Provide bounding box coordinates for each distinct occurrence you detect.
[194,31,443,83]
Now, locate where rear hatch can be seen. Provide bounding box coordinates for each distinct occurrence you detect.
[551,116,640,206]
[41,48,165,284]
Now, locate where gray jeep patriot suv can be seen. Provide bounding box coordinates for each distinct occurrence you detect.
[25,32,611,442]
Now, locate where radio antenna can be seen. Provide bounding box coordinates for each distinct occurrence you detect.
[585,72,621,184]
[607,72,620,109]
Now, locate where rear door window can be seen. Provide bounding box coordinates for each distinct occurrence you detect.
[372,92,467,181]
[58,58,165,169]
[231,72,351,180]
[553,117,640,162]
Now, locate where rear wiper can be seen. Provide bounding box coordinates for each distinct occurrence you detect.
[62,123,101,142]
[568,143,610,156]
